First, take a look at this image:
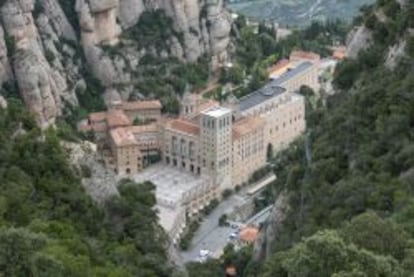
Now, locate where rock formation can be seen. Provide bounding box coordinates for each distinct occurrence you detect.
[346,26,373,58]
[0,0,232,128]
[0,0,83,128]
[0,25,13,85]
[253,193,289,261]
[0,95,7,109]
[63,141,119,204]
[75,0,232,89]
[385,39,407,69]
[13,49,60,128]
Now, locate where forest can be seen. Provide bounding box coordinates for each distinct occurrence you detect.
[0,99,175,275]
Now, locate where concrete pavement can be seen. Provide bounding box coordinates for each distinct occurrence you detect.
[180,195,245,262]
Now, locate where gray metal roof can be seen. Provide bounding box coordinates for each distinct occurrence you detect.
[239,81,286,112]
[239,61,313,112]
[271,61,313,85]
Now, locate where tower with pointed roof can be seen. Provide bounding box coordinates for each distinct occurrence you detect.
[224,92,241,121]
[180,84,201,118]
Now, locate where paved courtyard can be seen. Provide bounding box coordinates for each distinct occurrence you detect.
[133,164,206,205]
[132,164,209,243]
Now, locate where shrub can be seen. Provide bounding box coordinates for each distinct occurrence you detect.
[219,214,228,226]
[222,189,233,200]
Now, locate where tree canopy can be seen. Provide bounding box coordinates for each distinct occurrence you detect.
[0,99,172,276]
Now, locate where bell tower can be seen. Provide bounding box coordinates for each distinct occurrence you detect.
[180,84,199,118]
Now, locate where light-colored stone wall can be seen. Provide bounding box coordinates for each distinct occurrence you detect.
[232,124,266,187]
[185,179,219,216]
[134,130,160,153]
[162,128,202,176]
[110,141,141,174]
[200,109,233,191]
[282,63,320,93]
[124,108,161,123]
[264,94,305,152]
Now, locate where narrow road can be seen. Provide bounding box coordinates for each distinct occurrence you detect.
[180,195,245,262]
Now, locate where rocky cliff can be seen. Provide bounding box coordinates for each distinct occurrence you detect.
[0,0,232,128]
[252,193,289,261]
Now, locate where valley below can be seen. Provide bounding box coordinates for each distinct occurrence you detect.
[226,0,376,26]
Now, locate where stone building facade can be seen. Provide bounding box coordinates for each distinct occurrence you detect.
[232,116,266,187]
[268,50,320,93]
[109,127,141,174]
[163,118,202,175]
[200,107,233,191]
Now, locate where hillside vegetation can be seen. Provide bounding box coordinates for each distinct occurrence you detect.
[0,100,172,275]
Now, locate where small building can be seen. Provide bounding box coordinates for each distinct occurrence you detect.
[267,50,320,93]
[226,266,237,277]
[106,109,131,129]
[331,46,347,60]
[109,127,141,175]
[267,58,290,78]
[121,100,162,123]
[238,226,259,245]
[290,50,321,63]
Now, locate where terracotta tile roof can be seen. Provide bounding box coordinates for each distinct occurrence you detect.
[122,100,162,111]
[79,118,108,133]
[239,226,259,243]
[332,47,347,60]
[106,110,131,128]
[267,59,290,74]
[290,50,320,62]
[110,128,138,147]
[232,117,265,141]
[225,266,237,276]
[89,112,107,122]
[167,119,200,136]
[124,124,159,134]
[91,124,107,133]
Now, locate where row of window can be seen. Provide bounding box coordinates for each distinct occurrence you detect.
[171,137,196,158]
[269,114,303,135]
[202,116,231,129]
[165,156,202,175]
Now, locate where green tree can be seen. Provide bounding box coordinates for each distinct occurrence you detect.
[262,230,403,277]
[341,212,410,260]
[0,228,46,276]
